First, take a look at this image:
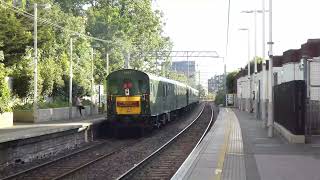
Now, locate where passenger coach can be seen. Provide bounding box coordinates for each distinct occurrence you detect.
[106,69,199,128]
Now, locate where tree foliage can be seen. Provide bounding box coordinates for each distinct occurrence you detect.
[226,70,238,94]
[0,0,172,107]
[0,59,11,113]
[214,90,225,106]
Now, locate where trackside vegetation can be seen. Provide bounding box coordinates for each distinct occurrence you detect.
[0,0,189,111]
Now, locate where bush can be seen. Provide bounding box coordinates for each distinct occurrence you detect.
[214,90,226,106]
[13,100,69,110]
[0,64,11,113]
[39,100,69,109]
[82,99,93,106]
[12,103,32,111]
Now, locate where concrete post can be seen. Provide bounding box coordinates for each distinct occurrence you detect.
[267,0,274,137]
[33,3,38,122]
[69,38,73,119]
[261,0,267,127]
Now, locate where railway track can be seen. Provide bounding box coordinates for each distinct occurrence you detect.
[117,103,215,180]
[1,103,208,180]
[0,138,139,180]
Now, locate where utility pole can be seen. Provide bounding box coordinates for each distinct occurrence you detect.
[33,3,38,122]
[267,0,274,137]
[69,38,73,119]
[106,53,109,76]
[224,62,227,107]
[254,9,259,118]
[124,52,130,69]
[32,3,51,121]
[245,29,251,112]
[91,48,94,114]
[239,28,251,111]
[187,51,189,85]
[262,0,267,127]
[198,64,200,89]
[105,52,109,113]
[254,10,258,74]
[241,10,267,115]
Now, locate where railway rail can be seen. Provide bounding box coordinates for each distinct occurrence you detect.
[117,103,215,180]
[0,139,139,180]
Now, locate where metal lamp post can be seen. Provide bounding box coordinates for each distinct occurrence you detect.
[267,0,274,137]
[69,35,80,119]
[33,3,51,122]
[262,0,267,127]
[90,44,101,114]
[69,37,73,119]
[239,28,251,112]
[241,9,268,117]
[91,47,95,114]
[224,57,227,107]
[241,10,268,72]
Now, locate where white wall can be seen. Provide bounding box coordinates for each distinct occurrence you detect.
[310,59,320,101]
[279,62,304,84]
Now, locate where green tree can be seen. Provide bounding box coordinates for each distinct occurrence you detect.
[0,3,32,67]
[0,0,171,106]
[214,90,225,106]
[0,62,11,113]
[226,70,238,94]
[197,84,206,98]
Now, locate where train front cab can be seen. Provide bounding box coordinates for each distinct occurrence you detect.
[106,69,151,128]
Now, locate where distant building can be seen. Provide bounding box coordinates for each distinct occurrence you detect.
[208,74,225,93]
[171,61,196,78]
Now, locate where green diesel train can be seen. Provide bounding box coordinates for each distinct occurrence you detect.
[106,69,199,128]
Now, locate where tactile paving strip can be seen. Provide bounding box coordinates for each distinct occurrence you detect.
[221,110,246,180]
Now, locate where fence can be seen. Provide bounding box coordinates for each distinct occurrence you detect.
[274,80,306,135]
[305,59,320,142]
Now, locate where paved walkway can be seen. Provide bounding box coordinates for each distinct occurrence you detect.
[173,108,320,180]
[234,109,320,180]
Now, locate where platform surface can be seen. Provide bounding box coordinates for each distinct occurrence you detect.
[173,108,320,180]
[172,108,245,180]
[0,114,107,143]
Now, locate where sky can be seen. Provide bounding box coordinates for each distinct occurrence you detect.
[152,0,320,88]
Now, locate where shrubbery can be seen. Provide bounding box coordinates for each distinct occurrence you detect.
[13,98,93,111]
[0,64,11,113]
[13,100,69,110]
[214,90,226,106]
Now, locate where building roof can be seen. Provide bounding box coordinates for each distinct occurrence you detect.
[301,39,320,58]
[282,49,301,64]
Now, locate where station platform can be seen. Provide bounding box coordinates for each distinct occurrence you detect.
[0,114,107,144]
[172,108,320,180]
[0,114,107,169]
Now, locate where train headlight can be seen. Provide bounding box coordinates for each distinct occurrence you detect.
[125,88,130,96]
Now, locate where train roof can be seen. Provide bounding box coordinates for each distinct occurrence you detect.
[146,73,198,92]
[108,69,198,92]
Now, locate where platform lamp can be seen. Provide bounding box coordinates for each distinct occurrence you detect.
[267,0,274,137]
[238,28,251,111]
[91,43,100,115]
[69,34,80,120]
[33,3,51,122]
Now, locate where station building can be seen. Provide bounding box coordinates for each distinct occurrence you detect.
[235,39,320,143]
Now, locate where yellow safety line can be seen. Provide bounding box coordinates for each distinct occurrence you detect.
[214,108,232,180]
